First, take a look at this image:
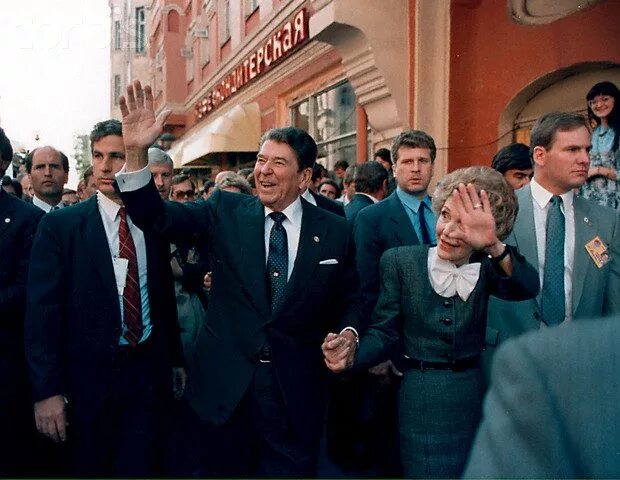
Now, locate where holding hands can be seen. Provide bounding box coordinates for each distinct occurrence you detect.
[321,330,357,373]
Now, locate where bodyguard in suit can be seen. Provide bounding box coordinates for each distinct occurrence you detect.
[486,112,620,356]
[301,184,346,217]
[465,317,620,478]
[115,81,361,477]
[344,161,388,224]
[0,128,44,475]
[25,119,185,477]
[329,130,438,475]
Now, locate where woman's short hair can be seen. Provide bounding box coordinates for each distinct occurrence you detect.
[432,166,517,241]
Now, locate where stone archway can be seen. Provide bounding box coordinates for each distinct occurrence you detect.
[498,61,620,147]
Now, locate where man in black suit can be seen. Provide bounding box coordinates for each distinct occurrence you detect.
[302,182,346,217]
[344,161,388,224]
[115,81,360,477]
[25,119,185,477]
[332,130,437,476]
[0,128,44,475]
[464,317,620,478]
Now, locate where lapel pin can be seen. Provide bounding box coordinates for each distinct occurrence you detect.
[313,236,320,243]
[4,218,10,223]
[584,217,591,225]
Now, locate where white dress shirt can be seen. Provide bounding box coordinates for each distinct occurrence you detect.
[530,179,575,323]
[356,192,380,204]
[97,191,152,344]
[33,195,64,213]
[301,188,316,206]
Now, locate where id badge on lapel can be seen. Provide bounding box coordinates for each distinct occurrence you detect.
[585,236,610,269]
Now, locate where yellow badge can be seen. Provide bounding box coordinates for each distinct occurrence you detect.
[585,236,610,269]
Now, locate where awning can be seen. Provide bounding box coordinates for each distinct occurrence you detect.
[168,102,261,168]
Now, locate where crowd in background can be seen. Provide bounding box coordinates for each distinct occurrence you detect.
[0,80,618,478]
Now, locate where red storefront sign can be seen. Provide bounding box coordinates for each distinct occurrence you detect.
[195,8,309,120]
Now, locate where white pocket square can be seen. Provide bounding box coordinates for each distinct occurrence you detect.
[319,259,339,265]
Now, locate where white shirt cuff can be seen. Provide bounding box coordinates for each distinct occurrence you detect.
[115,164,152,192]
[340,326,359,346]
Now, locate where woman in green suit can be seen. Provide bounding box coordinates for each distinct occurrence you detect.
[342,167,539,478]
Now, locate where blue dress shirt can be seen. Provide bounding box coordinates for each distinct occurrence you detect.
[396,187,436,244]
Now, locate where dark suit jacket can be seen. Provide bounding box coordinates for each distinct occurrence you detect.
[25,196,182,422]
[345,193,375,224]
[354,191,421,321]
[0,190,43,406]
[121,183,362,439]
[309,189,345,217]
[465,317,620,478]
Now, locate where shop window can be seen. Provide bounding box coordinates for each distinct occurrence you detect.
[290,81,357,170]
[135,7,146,53]
[114,20,121,50]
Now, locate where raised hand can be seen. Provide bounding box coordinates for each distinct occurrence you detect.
[119,80,171,170]
[449,183,499,251]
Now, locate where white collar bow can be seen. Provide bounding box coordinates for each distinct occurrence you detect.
[427,247,481,301]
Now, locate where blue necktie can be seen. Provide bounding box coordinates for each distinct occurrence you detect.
[418,202,431,244]
[541,196,565,325]
[267,212,288,314]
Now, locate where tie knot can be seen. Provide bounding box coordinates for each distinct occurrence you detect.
[550,196,563,207]
[270,212,286,224]
[118,206,127,221]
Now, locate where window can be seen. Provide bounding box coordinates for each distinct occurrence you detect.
[290,81,357,170]
[113,75,121,105]
[136,7,146,53]
[246,0,259,15]
[220,0,230,42]
[114,20,121,50]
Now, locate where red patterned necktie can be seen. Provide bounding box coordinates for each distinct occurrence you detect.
[118,206,143,346]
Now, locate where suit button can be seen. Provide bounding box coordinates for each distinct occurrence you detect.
[441,335,452,344]
[443,300,451,308]
[534,311,541,320]
[441,318,452,326]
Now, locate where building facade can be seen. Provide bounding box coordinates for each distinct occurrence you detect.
[111,0,620,180]
[109,0,153,119]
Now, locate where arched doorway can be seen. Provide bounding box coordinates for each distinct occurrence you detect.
[499,62,620,146]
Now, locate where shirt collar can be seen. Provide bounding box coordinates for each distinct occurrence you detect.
[33,195,62,213]
[356,192,379,204]
[301,188,316,206]
[396,186,431,212]
[530,178,574,211]
[264,195,303,227]
[97,190,122,222]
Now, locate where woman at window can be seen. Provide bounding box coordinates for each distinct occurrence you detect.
[327,167,539,478]
[580,81,619,210]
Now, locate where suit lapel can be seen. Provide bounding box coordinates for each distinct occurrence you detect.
[237,198,271,320]
[513,186,539,273]
[512,186,541,308]
[572,197,593,315]
[387,193,420,245]
[0,191,15,242]
[279,199,327,315]
[82,197,120,308]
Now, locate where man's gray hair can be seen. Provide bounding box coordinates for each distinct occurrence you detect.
[148,148,174,168]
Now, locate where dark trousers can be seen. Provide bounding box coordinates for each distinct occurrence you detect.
[326,372,402,477]
[66,344,165,477]
[205,362,320,478]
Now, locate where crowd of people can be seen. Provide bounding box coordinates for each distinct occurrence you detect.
[0,79,618,478]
